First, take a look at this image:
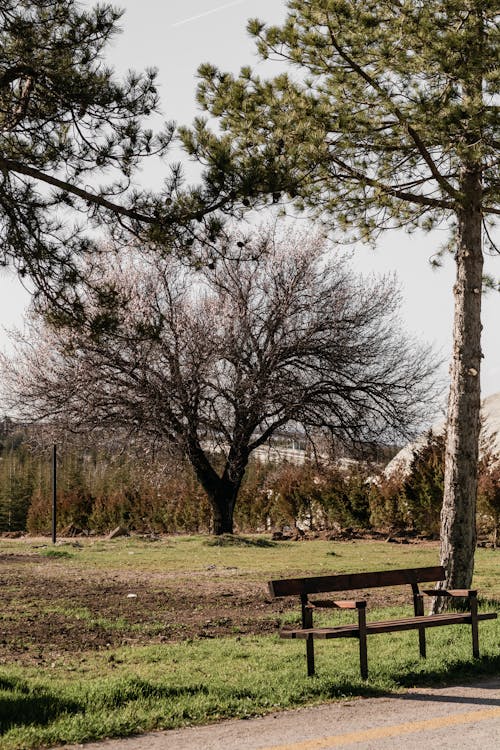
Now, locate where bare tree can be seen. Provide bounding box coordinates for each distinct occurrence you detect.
[3,226,440,534]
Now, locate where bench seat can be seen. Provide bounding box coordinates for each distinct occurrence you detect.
[281,611,497,639]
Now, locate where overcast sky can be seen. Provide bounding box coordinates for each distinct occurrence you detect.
[1,0,498,398]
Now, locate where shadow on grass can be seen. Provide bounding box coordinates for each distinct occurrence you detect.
[101,678,210,708]
[204,534,277,548]
[0,675,215,733]
[0,676,82,731]
[394,653,500,689]
[300,681,389,701]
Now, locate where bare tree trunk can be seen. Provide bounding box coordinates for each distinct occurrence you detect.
[195,476,241,536]
[211,483,238,535]
[184,433,250,534]
[435,169,483,611]
[192,472,239,535]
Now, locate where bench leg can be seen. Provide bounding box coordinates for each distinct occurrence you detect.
[413,592,426,658]
[418,627,427,658]
[417,600,426,658]
[358,607,368,679]
[470,593,480,659]
[302,595,315,676]
[306,634,315,676]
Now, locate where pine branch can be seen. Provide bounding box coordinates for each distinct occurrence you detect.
[325,18,461,202]
[329,155,454,210]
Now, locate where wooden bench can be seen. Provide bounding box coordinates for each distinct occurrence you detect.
[268,565,497,678]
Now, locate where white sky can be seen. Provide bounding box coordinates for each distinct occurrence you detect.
[1,0,498,397]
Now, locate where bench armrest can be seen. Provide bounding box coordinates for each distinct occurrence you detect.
[306,599,367,610]
[422,589,477,598]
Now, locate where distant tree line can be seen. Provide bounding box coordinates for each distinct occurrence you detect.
[371,432,500,545]
[1,426,498,545]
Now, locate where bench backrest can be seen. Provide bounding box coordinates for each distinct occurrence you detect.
[268,566,445,598]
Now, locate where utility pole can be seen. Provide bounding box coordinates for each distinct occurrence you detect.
[52,444,57,544]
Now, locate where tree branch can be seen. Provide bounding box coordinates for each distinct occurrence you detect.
[329,154,454,210]
[325,18,461,202]
[0,156,156,223]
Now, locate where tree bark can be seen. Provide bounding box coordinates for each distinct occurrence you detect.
[185,441,245,535]
[211,483,238,535]
[436,167,483,610]
[184,438,239,535]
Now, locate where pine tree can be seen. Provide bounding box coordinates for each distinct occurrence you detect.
[402,431,446,537]
[0,1,221,304]
[181,0,499,589]
[0,435,35,531]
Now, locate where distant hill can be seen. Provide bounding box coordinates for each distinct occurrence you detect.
[385,391,500,477]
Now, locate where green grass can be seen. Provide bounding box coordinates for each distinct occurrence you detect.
[0,534,448,577]
[0,535,498,749]
[39,548,74,559]
[0,620,498,750]
[41,605,140,633]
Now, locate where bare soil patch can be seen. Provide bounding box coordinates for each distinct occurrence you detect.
[0,555,283,665]
[0,548,417,667]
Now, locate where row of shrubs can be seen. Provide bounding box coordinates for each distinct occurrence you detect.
[0,430,499,542]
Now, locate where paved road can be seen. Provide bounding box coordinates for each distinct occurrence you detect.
[57,679,500,750]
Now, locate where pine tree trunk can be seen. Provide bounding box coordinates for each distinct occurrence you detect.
[436,170,483,611]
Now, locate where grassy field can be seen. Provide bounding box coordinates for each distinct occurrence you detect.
[0,535,498,749]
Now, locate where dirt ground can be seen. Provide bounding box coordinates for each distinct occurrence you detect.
[0,548,415,666]
[1,549,285,665]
